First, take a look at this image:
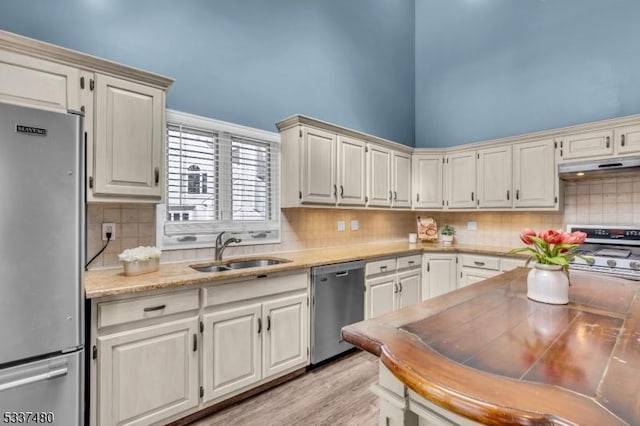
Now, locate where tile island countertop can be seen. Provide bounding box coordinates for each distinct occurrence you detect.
[84,241,519,299]
[342,268,640,425]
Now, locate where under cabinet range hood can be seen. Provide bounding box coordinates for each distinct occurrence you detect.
[558,156,640,180]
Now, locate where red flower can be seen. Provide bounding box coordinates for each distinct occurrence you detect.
[540,229,563,245]
[520,228,536,245]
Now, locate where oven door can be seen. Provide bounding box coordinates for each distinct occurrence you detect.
[0,351,82,425]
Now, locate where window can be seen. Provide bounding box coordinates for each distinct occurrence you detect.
[157,110,280,249]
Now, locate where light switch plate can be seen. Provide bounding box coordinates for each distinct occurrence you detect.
[337,220,346,232]
[467,221,477,231]
[351,220,359,231]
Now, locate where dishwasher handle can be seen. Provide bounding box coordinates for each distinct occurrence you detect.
[335,271,349,277]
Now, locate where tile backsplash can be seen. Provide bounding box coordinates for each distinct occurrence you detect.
[86,206,416,269]
[86,171,640,269]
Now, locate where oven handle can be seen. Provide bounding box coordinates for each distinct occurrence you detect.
[0,367,68,392]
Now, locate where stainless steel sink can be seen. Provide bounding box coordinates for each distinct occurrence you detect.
[190,264,231,273]
[226,259,288,269]
[190,257,290,273]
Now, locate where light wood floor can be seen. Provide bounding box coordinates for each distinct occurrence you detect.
[190,350,379,426]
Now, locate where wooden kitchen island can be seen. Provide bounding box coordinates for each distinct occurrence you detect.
[342,268,640,425]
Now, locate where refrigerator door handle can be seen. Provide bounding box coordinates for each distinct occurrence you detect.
[0,366,68,392]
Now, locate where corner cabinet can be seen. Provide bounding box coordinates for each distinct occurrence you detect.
[422,253,457,299]
[0,30,173,203]
[445,150,477,209]
[412,154,444,209]
[365,255,421,319]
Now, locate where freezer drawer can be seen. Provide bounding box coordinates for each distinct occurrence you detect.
[0,351,82,425]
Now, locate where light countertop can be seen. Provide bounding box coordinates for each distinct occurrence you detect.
[84,241,519,299]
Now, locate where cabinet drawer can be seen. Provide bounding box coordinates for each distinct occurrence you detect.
[365,258,397,276]
[459,254,500,271]
[98,289,199,329]
[204,271,308,307]
[397,254,421,270]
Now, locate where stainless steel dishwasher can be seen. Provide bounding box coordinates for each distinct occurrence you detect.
[311,260,365,364]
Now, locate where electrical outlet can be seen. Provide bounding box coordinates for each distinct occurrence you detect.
[337,220,345,232]
[351,220,359,231]
[102,223,116,241]
[467,221,477,231]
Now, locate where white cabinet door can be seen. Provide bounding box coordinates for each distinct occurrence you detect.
[446,151,476,209]
[263,294,308,379]
[0,50,80,112]
[477,146,512,208]
[301,127,336,204]
[202,303,262,402]
[97,317,199,426]
[513,139,557,208]
[93,74,164,198]
[365,275,395,319]
[337,135,366,206]
[422,254,457,299]
[412,154,443,209]
[459,268,500,287]
[397,270,421,309]
[558,130,614,160]
[368,144,392,207]
[392,151,412,208]
[615,124,640,155]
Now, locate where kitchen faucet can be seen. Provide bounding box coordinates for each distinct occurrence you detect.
[215,231,242,261]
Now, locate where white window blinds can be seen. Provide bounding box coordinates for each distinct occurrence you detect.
[157,110,280,249]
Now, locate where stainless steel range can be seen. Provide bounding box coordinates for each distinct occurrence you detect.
[567,225,640,280]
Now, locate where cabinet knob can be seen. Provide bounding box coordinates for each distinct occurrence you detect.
[267,315,271,331]
[471,192,474,201]
[622,134,626,147]
[389,190,392,201]
[398,282,403,292]
[516,189,520,200]
[393,283,398,294]
[506,190,510,200]
[257,317,262,334]
[416,193,420,202]
[333,184,337,198]
[340,185,344,198]
[606,136,610,148]
[394,191,397,201]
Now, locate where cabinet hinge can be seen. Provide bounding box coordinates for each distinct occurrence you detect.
[199,386,204,398]
[365,146,369,153]
[80,76,85,89]
[89,79,95,91]
[365,196,369,203]
[92,345,97,360]
[299,128,302,138]
[89,176,94,189]
[200,321,204,333]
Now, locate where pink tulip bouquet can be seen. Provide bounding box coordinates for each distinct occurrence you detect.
[509,229,590,270]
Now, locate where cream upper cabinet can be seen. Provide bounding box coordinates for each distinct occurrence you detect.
[392,151,412,208]
[301,127,337,204]
[97,317,199,426]
[422,254,457,299]
[368,144,393,207]
[513,139,557,208]
[445,150,477,209]
[412,154,443,209]
[91,74,164,200]
[477,146,512,208]
[336,135,366,206]
[557,129,614,161]
[0,50,80,112]
[615,124,640,155]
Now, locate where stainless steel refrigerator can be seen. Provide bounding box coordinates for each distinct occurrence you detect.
[0,102,84,425]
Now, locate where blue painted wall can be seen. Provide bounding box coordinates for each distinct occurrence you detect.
[415,0,640,147]
[0,0,416,146]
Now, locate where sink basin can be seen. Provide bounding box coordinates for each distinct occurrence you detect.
[190,264,231,273]
[190,257,290,273]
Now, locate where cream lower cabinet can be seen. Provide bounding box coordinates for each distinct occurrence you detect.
[202,272,308,405]
[94,289,200,426]
[422,254,457,299]
[365,255,422,319]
